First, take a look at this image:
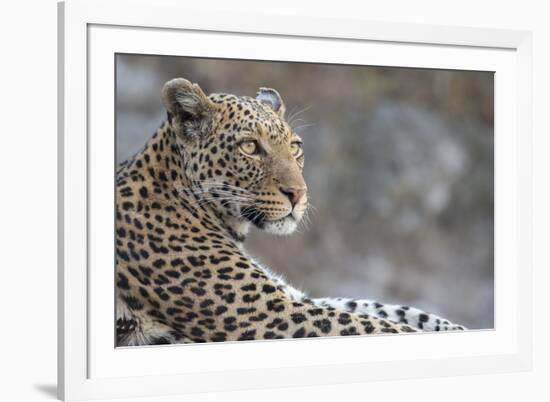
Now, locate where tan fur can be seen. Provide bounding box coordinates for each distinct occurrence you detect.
[115,79,417,345]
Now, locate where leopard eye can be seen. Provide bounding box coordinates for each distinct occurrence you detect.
[290,141,303,158]
[239,140,259,156]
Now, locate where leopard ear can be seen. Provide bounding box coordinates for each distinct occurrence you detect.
[256,87,286,118]
[162,78,215,140]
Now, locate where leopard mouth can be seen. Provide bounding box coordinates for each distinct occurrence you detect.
[240,206,296,229]
[240,206,267,228]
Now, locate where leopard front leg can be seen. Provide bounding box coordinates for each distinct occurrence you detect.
[261,266,466,331]
[253,265,465,332]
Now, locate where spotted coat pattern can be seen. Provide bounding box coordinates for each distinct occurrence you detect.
[115,78,464,346]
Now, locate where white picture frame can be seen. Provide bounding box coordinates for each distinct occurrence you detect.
[58,0,533,400]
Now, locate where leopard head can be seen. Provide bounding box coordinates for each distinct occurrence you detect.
[162,78,308,237]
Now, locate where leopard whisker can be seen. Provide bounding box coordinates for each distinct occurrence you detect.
[287,104,312,127]
[189,196,256,207]
[292,123,316,132]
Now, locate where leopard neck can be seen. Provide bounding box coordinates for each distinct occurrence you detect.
[118,122,249,244]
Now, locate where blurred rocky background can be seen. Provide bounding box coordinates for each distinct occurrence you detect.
[116,54,494,329]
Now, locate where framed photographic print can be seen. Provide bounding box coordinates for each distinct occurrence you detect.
[58,0,532,400]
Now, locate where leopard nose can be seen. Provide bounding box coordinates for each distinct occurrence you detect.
[279,186,306,207]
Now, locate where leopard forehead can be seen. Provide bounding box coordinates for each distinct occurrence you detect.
[209,93,294,144]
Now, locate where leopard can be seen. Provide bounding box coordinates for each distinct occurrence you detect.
[115,78,465,346]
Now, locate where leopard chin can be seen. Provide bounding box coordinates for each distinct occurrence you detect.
[262,215,298,236]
